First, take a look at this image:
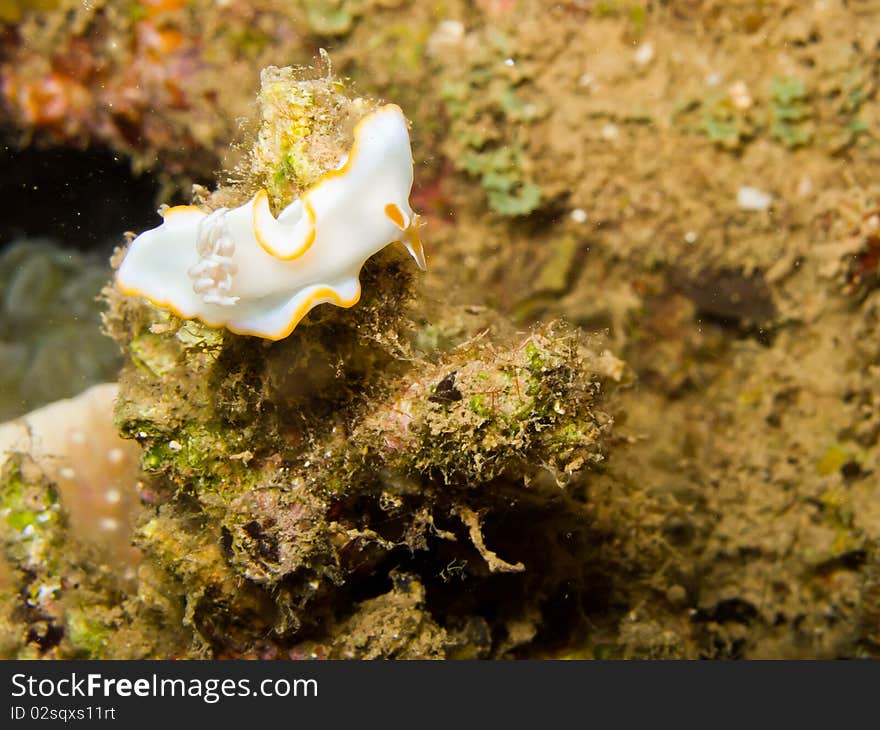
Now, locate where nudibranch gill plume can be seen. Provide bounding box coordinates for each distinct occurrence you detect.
[116,104,425,340]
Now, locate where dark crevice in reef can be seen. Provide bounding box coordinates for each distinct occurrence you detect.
[0,142,161,251]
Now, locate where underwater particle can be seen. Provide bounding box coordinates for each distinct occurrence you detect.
[426,19,465,58]
[633,42,654,67]
[0,384,141,568]
[117,104,426,341]
[797,176,813,198]
[737,186,773,211]
[728,80,753,110]
[570,208,588,224]
[601,123,620,140]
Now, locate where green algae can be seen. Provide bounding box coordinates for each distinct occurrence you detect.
[770,76,813,148]
[438,33,545,217]
[238,65,378,213]
[0,455,173,659]
[304,0,356,36]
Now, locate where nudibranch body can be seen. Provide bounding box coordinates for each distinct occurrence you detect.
[116,104,425,340]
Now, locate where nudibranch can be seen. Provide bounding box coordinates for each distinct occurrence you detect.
[116,104,425,340]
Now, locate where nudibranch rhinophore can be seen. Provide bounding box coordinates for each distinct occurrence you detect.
[116,104,425,340]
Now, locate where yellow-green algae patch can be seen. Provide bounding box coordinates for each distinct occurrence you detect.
[226,64,379,213]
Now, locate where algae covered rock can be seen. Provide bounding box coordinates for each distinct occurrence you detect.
[97,64,626,659]
[105,284,621,656]
[0,454,180,659]
[244,63,379,211]
[0,62,626,659]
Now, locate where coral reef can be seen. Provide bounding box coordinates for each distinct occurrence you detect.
[0,383,141,568]
[2,0,300,177]
[0,1,426,182]
[424,0,880,659]
[4,0,880,660]
[0,64,623,658]
[0,384,158,659]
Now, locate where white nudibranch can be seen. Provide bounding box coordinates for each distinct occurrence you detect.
[116,104,426,340]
